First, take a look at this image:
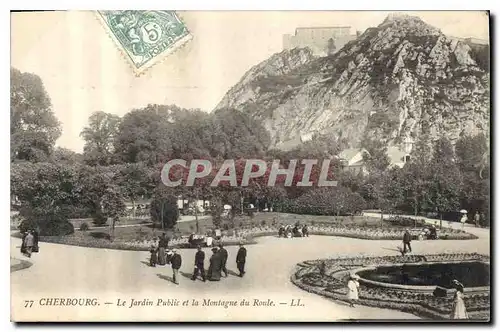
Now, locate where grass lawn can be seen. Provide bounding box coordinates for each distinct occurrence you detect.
[20,212,474,251]
[70,212,419,242]
[69,217,153,229]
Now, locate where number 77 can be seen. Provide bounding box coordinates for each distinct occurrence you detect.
[24,300,34,308]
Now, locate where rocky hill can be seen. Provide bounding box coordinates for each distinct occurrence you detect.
[216,13,490,150]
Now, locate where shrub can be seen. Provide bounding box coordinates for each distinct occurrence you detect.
[150,193,179,229]
[79,222,89,231]
[280,187,366,216]
[92,211,108,225]
[40,221,74,236]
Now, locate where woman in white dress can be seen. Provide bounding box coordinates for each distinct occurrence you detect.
[347,274,360,307]
[450,280,469,319]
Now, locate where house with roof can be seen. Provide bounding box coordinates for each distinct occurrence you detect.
[337,148,370,175]
[387,146,411,168]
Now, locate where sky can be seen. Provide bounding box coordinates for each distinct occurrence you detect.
[11,11,489,152]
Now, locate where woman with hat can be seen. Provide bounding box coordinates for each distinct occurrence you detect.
[347,274,360,307]
[450,280,469,319]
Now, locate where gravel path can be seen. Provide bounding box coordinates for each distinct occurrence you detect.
[10,220,488,322]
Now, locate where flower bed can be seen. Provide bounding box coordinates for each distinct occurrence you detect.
[291,253,490,321]
[12,219,477,253]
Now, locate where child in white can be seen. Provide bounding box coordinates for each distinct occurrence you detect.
[347,275,360,307]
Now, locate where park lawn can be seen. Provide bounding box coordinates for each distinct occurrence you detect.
[69,217,152,229]
[26,212,472,251]
[70,212,411,241]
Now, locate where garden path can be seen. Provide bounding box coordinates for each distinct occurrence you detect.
[10,219,489,321]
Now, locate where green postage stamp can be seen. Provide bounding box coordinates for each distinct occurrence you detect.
[97,11,192,74]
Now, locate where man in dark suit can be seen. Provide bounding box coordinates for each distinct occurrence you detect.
[236,242,247,277]
[402,229,412,255]
[170,249,182,284]
[219,243,228,277]
[192,245,206,282]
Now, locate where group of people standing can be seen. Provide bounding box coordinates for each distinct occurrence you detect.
[278,223,309,238]
[192,242,247,282]
[20,229,39,258]
[149,234,247,284]
[149,233,182,284]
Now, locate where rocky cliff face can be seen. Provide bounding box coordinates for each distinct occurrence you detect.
[216,14,490,150]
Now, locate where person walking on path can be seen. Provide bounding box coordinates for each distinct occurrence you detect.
[157,233,168,265]
[192,245,206,282]
[33,229,39,253]
[23,231,35,258]
[236,242,247,277]
[474,212,481,228]
[219,243,229,277]
[20,231,27,255]
[347,274,360,307]
[450,280,469,319]
[149,243,158,267]
[402,229,412,255]
[207,247,222,281]
[170,249,182,285]
[460,214,468,229]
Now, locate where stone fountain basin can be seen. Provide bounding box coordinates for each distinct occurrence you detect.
[352,260,490,295]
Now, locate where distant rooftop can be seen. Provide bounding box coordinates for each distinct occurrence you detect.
[338,148,368,161]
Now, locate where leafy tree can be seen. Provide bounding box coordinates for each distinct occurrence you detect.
[114,104,173,165]
[101,185,126,240]
[281,186,365,216]
[11,68,61,161]
[209,197,224,228]
[379,167,406,215]
[11,162,78,235]
[399,134,433,216]
[51,147,83,164]
[425,138,462,227]
[80,111,121,166]
[455,133,490,224]
[169,110,211,159]
[207,108,271,158]
[116,163,152,216]
[455,133,489,179]
[150,186,179,229]
[74,165,118,225]
[360,137,390,173]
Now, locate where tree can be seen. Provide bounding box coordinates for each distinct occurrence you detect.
[206,109,271,159]
[116,163,152,217]
[11,68,61,162]
[11,162,78,235]
[425,138,462,227]
[74,165,119,225]
[51,147,83,164]
[101,185,126,240]
[114,105,173,165]
[209,197,224,228]
[150,186,179,230]
[80,111,121,165]
[360,137,390,173]
[455,133,490,224]
[379,167,406,218]
[399,134,433,216]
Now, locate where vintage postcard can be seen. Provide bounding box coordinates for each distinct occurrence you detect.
[10,10,490,322]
